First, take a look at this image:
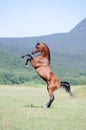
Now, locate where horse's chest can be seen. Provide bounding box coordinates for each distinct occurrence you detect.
[35,58,49,65]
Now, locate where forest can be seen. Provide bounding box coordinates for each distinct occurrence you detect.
[0,50,86,85]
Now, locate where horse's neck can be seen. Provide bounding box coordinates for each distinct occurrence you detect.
[34,48,50,64]
[41,50,49,60]
[31,49,50,67]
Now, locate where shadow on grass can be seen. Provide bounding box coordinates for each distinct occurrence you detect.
[25,104,54,109]
[25,104,43,108]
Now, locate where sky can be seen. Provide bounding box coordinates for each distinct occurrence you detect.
[0,0,86,37]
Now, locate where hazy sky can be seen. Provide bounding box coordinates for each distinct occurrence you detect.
[0,0,86,37]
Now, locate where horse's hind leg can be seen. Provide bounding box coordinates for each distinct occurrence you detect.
[44,95,55,108]
[44,89,55,108]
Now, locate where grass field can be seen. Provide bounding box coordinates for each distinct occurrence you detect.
[0,85,86,130]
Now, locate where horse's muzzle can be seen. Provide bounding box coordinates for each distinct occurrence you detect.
[21,55,24,58]
[31,49,37,55]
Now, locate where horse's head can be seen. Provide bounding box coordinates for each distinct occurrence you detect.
[32,42,44,54]
[32,42,50,63]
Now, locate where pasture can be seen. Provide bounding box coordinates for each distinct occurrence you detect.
[0,85,86,130]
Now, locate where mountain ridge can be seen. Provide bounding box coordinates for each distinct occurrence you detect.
[0,18,86,56]
[71,18,86,32]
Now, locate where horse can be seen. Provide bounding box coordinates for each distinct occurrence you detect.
[21,42,73,108]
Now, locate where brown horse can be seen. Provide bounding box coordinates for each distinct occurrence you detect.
[22,42,72,108]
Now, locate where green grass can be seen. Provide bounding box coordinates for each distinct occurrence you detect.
[0,85,86,130]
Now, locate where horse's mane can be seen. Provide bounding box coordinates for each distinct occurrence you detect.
[42,43,51,64]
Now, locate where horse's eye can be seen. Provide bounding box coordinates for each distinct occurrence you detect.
[36,46,39,49]
[36,44,40,49]
[37,42,40,45]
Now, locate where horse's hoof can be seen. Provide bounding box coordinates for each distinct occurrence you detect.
[43,105,49,109]
[26,65,29,68]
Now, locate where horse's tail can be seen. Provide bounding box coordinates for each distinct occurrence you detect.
[60,81,73,96]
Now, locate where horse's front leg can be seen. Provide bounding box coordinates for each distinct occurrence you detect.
[21,54,33,59]
[21,54,33,66]
[25,58,30,65]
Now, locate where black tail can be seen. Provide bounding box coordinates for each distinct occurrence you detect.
[60,81,73,96]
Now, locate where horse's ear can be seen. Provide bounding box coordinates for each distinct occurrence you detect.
[37,42,40,45]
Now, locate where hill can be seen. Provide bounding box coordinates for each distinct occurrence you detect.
[0,18,86,56]
[0,18,86,85]
[71,18,86,32]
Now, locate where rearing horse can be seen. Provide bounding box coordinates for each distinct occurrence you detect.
[22,42,72,108]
